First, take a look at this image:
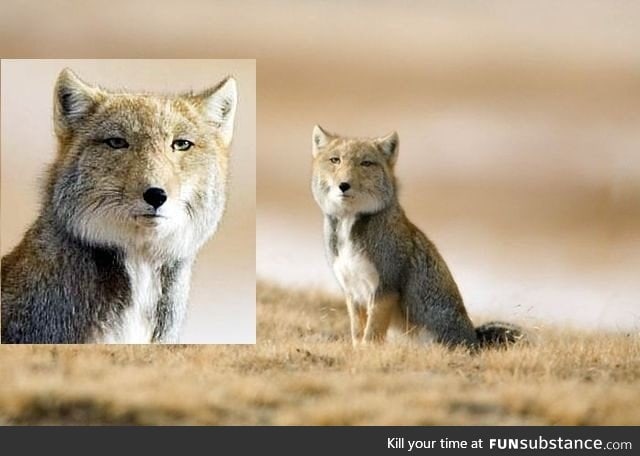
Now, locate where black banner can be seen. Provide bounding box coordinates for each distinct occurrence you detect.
[0,426,637,455]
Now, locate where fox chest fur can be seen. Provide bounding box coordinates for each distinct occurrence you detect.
[92,253,190,344]
[98,255,161,343]
[329,216,380,305]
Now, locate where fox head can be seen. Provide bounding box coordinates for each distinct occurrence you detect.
[48,68,238,259]
[311,126,399,217]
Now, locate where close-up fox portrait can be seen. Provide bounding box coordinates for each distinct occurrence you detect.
[311,126,522,349]
[1,68,238,344]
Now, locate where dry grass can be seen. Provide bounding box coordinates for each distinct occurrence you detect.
[0,281,638,425]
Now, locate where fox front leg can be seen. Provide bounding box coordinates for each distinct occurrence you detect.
[346,297,365,346]
[362,294,397,343]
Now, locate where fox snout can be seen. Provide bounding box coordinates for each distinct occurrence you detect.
[142,187,168,209]
[338,182,351,193]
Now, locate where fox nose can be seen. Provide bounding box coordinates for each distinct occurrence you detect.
[339,182,351,193]
[143,187,167,209]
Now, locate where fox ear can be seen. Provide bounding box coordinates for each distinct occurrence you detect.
[54,68,102,135]
[375,131,399,165]
[312,125,333,157]
[199,77,238,148]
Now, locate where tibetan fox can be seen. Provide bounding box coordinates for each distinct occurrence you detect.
[311,125,522,349]
[1,69,238,343]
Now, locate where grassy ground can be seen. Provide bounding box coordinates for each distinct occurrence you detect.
[0,282,638,425]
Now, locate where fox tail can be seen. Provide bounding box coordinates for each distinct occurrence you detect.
[475,321,525,349]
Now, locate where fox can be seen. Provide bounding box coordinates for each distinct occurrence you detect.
[1,68,238,344]
[311,125,523,349]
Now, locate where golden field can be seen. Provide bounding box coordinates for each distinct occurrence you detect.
[0,282,638,425]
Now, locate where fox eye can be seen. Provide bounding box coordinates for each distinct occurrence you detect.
[329,157,341,164]
[103,137,129,149]
[172,139,194,151]
[360,160,375,167]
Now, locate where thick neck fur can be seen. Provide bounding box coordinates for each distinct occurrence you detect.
[325,201,404,256]
[32,204,190,343]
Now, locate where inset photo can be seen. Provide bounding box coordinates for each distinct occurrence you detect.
[1,59,256,344]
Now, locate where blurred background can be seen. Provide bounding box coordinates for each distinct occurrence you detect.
[1,60,256,343]
[1,1,639,331]
[252,0,640,331]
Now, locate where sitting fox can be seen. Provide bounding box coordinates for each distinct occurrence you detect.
[1,69,238,344]
[311,126,522,348]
